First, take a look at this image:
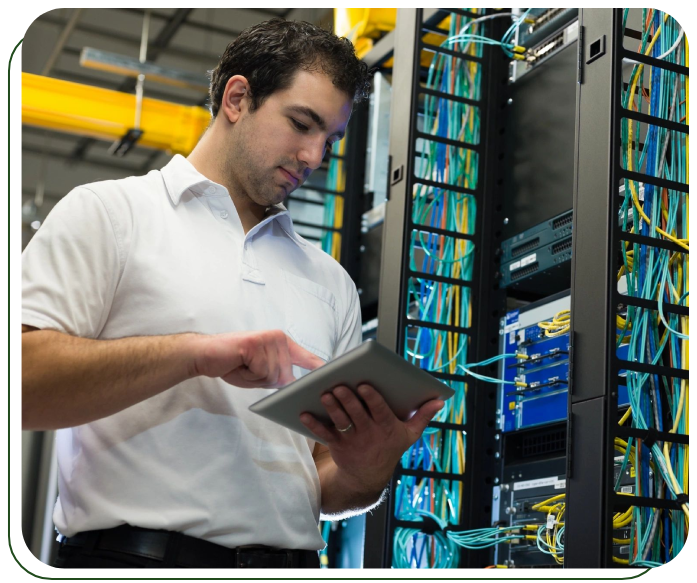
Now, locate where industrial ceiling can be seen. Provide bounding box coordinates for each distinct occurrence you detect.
[21,7,333,248]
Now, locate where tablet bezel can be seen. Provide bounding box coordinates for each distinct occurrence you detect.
[249,339,455,444]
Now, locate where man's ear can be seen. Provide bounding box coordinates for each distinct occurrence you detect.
[220,75,250,124]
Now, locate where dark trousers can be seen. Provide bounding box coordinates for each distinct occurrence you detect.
[53,525,320,569]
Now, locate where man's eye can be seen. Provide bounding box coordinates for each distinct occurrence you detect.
[291,119,308,132]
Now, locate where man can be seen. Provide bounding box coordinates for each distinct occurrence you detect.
[22,18,443,569]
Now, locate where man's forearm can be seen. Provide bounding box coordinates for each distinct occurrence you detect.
[22,329,200,431]
[316,455,391,519]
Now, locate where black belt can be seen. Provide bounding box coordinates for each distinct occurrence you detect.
[59,525,319,568]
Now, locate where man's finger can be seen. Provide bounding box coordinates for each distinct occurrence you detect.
[287,337,325,370]
[405,399,445,438]
[300,412,337,444]
[263,342,280,387]
[357,384,395,425]
[276,339,296,386]
[237,342,273,385]
[237,367,266,382]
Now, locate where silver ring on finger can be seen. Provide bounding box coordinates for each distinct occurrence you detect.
[337,422,353,433]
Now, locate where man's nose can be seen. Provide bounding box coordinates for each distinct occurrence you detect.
[298,138,326,171]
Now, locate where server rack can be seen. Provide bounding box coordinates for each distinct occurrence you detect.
[565,8,689,568]
[360,6,688,570]
[363,8,510,568]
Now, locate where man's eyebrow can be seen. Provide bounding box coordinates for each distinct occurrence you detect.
[287,105,345,139]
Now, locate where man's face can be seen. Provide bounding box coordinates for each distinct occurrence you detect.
[225,70,353,208]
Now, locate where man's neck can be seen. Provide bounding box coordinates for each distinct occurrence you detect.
[227,189,267,235]
[187,128,266,234]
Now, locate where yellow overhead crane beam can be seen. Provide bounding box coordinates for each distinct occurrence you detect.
[334,8,454,68]
[334,8,397,60]
[22,72,211,155]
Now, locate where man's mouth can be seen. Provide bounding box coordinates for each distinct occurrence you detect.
[279,167,300,186]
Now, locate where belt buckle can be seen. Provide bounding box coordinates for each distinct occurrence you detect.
[234,547,295,568]
[235,547,248,568]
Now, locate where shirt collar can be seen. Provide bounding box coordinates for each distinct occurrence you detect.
[160,155,306,248]
[161,154,213,206]
[263,204,306,248]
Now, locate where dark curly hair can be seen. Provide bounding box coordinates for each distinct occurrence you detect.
[208,18,371,118]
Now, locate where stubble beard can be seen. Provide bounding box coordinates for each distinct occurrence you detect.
[225,127,286,209]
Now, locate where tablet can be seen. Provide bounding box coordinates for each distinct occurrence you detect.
[248,339,455,444]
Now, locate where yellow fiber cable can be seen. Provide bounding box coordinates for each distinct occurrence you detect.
[452,285,460,375]
[532,493,565,510]
[613,512,634,529]
[538,310,571,337]
[685,36,689,511]
[619,408,632,426]
[328,139,347,261]
[659,178,689,516]
[626,15,689,251]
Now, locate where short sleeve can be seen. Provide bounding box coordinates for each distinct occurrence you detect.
[332,276,362,359]
[22,186,122,338]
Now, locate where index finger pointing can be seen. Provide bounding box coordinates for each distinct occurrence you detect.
[286,336,326,371]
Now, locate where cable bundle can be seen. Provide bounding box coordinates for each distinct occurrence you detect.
[618,8,688,566]
[395,10,544,567]
[321,141,345,259]
[538,310,570,337]
[531,494,566,564]
[394,9,495,568]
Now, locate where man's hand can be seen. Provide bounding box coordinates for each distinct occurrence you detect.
[22,327,326,430]
[300,384,444,500]
[193,330,325,389]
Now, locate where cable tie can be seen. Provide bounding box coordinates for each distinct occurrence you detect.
[675,493,689,505]
[418,516,442,535]
[546,514,556,529]
[639,427,659,449]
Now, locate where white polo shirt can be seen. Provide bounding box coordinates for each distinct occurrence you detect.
[21,154,362,550]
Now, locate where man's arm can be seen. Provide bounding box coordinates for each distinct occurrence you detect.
[313,444,388,519]
[22,326,323,431]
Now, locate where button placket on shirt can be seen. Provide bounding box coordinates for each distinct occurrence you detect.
[204,187,239,233]
[241,237,266,285]
[199,186,264,284]
[239,213,287,286]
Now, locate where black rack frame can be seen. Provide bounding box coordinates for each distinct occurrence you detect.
[363,8,509,568]
[565,8,689,568]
